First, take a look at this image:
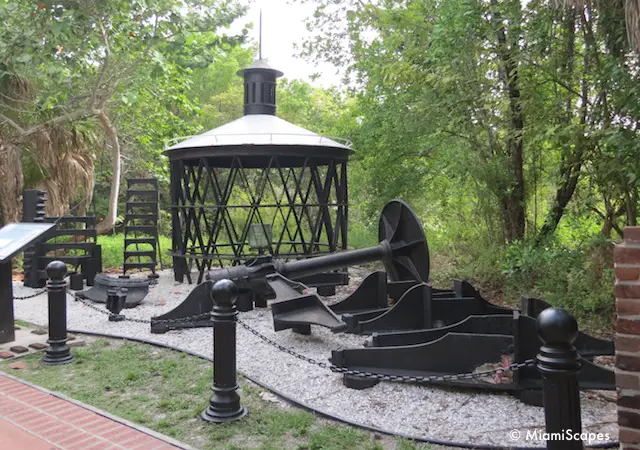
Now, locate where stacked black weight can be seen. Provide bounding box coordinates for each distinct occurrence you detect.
[123,179,159,276]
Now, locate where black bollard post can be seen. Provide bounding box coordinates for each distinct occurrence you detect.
[201,279,247,423]
[41,261,74,366]
[536,307,582,450]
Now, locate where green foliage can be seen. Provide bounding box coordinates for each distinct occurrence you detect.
[501,238,615,316]
[295,0,638,328]
[3,0,635,331]
[348,221,376,250]
[99,234,172,269]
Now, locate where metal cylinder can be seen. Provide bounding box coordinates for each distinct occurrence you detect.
[536,307,582,449]
[41,261,74,366]
[281,243,389,280]
[201,279,247,423]
[69,272,84,291]
[106,287,125,322]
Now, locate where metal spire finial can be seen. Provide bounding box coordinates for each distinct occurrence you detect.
[259,9,262,60]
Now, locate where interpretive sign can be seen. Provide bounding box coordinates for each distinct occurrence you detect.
[0,222,56,343]
[0,223,56,262]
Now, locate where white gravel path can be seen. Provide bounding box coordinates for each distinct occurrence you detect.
[12,269,618,448]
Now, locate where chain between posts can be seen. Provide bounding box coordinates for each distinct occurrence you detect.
[14,289,47,300]
[71,292,211,325]
[40,289,536,384]
[237,318,537,384]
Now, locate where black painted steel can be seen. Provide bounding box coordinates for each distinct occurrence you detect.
[168,156,351,286]
[276,200,429,283]
[0,261,15,344]
[41,261,74,365]
[69,272,84,291]
[344,280,512,334]
[206,199,429,289]
[76,274,150,308]
[536,308,583,449]
[106,287,126,322]
[269,275,347,333]
[41,216,99,284]
[370,314,513,347]
[331,311,614,402]
[167,60,350,288]
[369,312,615,358]
[329,271,389,314]
[257,200,428,333]
[201,279,247,423]
[22,189,47,288]
[151,281,213,333]
[332,332,514,391]
[123,178,160,276]
[22,190,102,288]
[237,59,283,116]
[151,200,429,332]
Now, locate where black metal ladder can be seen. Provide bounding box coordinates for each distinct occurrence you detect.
[123,179,159,276]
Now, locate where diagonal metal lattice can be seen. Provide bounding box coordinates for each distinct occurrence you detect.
[170,155,348,283]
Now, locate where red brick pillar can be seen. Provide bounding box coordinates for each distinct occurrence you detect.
[616,226,640,448]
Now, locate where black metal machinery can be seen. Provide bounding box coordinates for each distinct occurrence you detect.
[165,58,351,294]
[22,189,102,289]
[150,198,615,404]
[76,273,151,309]
[330,304,615,403]
[151,199,429,333]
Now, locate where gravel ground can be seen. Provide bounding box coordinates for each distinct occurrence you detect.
[12,268,618,448]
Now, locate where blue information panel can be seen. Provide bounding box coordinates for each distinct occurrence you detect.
[0,223,56,262]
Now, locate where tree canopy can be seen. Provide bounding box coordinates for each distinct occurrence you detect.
[1,0,637,319]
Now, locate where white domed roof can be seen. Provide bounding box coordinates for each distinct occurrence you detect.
[165,114,352,152]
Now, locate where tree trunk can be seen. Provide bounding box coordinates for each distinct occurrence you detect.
[492,1,526,242]
[537,10,586,242]
[538,148,584,240]
[95,111,120,235]
[0,141,24,224]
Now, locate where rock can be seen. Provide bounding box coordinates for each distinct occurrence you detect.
[31,329,47,335]
[9,346,28,354]
[28,343,48,350]
[8,362,27,370]
[68,339,86,348]
[0,351,14,359]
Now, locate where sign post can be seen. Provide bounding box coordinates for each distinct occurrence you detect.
[0,223,56,343]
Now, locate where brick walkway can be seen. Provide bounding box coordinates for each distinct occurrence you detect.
[0,374,184,450]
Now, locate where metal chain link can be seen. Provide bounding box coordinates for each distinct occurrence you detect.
[70,292,211,325]
[55,288,536,383]
[237,318,537,384]
[14,289,47,300]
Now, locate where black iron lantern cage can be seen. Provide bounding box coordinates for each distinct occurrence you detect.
[166,60,352,284]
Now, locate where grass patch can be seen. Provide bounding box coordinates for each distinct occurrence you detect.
[1,337,450,450]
